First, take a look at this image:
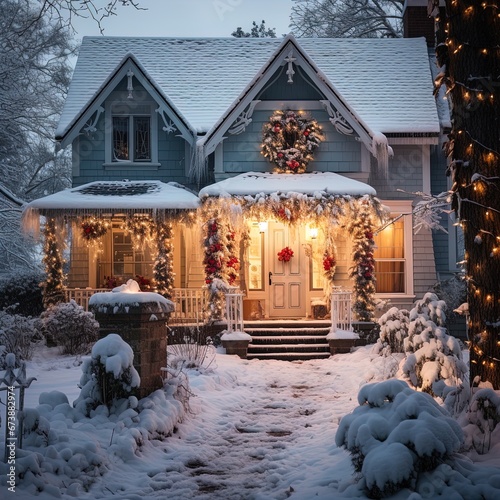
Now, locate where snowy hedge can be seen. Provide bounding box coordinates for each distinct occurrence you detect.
[335,379,463,498]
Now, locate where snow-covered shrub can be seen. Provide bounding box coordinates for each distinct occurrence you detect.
[401,327,467,398]
[463,388,500,454]
[335,379,463,498]
[39,299,99,354]
[408,292,447,328]
[0,310,39,367]
[74,334,140,415]
[400,293,467,399]
[373,307,409,356]
[0,269,44,317]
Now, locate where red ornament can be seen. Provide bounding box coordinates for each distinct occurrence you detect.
[365,231,373,239]
[304,130,310,136]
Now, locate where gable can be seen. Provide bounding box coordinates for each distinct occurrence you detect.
[57,55,193,148]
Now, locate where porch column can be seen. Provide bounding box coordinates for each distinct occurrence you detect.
[42,216,66,307]
[154,220,175,299]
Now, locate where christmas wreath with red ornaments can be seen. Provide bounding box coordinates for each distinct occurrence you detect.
[261,110,323,174]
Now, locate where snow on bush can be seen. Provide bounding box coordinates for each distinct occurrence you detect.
[398,293,467,400]
[39,299,99,355]
[462,388,500,454]
[335,379,463,498]
[0,352,187,497]
[373,306,409,356]
[0,310,39,367]
[74,333,140,414]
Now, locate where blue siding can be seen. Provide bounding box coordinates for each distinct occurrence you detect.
[369,146,424,199]
[222,109,361,175]
[430,144,453,275]
[258,66,324,101]
[73,78,188,187]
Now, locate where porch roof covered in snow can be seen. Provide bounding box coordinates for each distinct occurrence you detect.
[198,172,377,198]
[23,180,200,218]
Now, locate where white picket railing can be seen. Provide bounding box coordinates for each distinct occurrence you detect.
[65,287,209,326]
[225,287,244,333]
[64,288,107,310]
[331,288,353,333]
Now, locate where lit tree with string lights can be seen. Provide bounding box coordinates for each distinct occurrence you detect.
[42,217,66,307]
[432,0,500,387]
[153,221,175,299]
[349,197,376,322]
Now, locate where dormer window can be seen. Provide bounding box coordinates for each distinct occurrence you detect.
[112,116,151,162]
[104,100,158,167]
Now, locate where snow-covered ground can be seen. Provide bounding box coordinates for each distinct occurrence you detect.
[2,344,500,499]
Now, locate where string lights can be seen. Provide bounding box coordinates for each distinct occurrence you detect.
[432,0,500,385]
[42,217,66,308]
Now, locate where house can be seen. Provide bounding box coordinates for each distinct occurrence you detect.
[23,4,456,336]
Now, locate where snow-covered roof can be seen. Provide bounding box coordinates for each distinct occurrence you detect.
[24,181,200,212]
[57,36,439,140]
[198,172,376,198]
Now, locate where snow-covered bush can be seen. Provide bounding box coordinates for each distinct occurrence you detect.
[0,310,39,367]
[335,379,463,498]
[373,306,409,356]
[74,334,140,415]
[400,293,467,399]
[408,292,446,328]
[462,388,500,454]
[0,269,44,317]
[167,327,216,373]
[39,299,99,354]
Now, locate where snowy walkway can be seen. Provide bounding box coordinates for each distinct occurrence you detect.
[82,350,368,499]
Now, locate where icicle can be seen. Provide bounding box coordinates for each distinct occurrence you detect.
[372,132,393,179]
[189,139,207,186]
[21,206,41,239]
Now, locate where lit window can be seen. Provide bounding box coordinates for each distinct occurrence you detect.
[97,223,154,286]
[374,219,406,293]
[112,115,151,162]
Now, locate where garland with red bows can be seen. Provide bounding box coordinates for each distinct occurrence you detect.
[261,110,323,174]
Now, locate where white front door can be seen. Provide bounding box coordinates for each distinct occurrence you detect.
[268,222,306,318]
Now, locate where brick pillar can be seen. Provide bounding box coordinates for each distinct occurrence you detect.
[90,296,173,398]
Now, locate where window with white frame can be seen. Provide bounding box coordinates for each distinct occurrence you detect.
[373,201,413,295]
[106,102,157,164]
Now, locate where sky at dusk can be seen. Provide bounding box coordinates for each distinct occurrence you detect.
[71,0,294,39]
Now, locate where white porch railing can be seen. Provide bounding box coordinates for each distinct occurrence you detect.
[331,288,353,332]
[64,288,107,311]
[225,287,244,332]
[170,288,208,326]
[65,287,209,327]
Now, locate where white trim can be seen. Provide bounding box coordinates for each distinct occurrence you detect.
[387,137,439,145]
[422,145,431,194]
[214,142,224,174]
[103,163,161,170]
[104,99,158,165]
[72,136,80,177]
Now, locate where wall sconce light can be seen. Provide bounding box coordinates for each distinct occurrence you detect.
[258,221,268,233]
[308,227,318,240]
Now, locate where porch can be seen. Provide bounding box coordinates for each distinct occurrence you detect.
[65,286,373,359]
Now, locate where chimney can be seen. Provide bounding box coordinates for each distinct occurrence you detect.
[403,0,436,47]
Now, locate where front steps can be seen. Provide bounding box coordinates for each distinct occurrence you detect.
[245,321,331,361]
